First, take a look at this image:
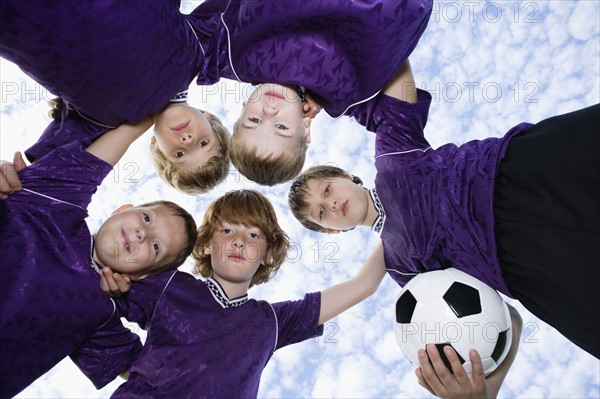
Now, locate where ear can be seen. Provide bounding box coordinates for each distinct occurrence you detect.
[204,242,215,255]
[111,204,134,215]
[242,101,247,107]
[150,136,157,145]
[202,111,213,121]
[303,117,312,144]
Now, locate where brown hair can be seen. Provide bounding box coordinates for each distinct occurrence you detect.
[135,200,198,274]
[192,190,289,287]
[150,113,231,194]
[288,165,363,233]
[229,123,308,186]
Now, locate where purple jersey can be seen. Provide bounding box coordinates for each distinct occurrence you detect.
[348,90,532,297]
[0,142,142,397]
[221,0,433,117]
[107,271,323,398]
[2,0,431,126]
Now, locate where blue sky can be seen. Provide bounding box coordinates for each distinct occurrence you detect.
[1,1,599,398]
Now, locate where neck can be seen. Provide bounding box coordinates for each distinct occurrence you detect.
[211,275,250,299]
[360,188,379,228]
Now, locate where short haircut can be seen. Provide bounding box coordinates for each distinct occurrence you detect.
[288,165,363,233]
[150,113,231,195]
[135,200,198,274]
[193,190,289,287]
[229,122,308,186]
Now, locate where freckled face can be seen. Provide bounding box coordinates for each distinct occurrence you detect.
[94,205,188,274]
[304,176,369,232]
[207,222,268,285]
[153,105,220,170]
[235,84,310,158]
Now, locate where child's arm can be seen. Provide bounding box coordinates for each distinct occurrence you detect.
[318,242,386,325]
[416,304,523,399]
[382,60,418,104]
[85,117,153,166]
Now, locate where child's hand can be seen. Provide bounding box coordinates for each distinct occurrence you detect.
[0,152,26,200]
[303,92,322,119]
[416,344,492,399]
[100,267,132,297]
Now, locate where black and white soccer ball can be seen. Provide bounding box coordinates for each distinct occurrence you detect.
[394,268,512,375]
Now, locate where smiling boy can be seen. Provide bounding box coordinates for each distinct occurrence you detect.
[0,115,197,397]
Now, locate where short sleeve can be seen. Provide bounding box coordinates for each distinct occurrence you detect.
[17,140,113,210]
[70,311,142,389]
[115,270,178,329]
[271,292,324,350]
[25,110,108,163]
[349,90,433,154]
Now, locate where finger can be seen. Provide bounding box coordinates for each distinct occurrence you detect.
[113,273,132,294]
[469,349,486,382]
[426,344,454,382]
[415,367,436,396]
[100,267,121,296]
[0,161,22,192]
[13,152,27,171]
[418,348,443,389]
[443,345,470,384]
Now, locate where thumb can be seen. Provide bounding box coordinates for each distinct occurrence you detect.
[13,152,27,171]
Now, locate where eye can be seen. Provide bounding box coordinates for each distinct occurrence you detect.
[199,139,209,147]
[174,151,185,158]
[152,242,160,256]
[275,124,288,130]
[249,232,260,239]
[248,117,261,124]
[319,207,324,221]
[324,184,330,196]
[143,213,150,223]
[221,228,232,234]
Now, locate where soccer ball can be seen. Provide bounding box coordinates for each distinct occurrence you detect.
[394,268,512,375]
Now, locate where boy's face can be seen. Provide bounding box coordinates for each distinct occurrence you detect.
[235,84,311,158]
[206,222,268,285]
[303,176,369,232]
[153,104,219,170]
[94,204,188,276]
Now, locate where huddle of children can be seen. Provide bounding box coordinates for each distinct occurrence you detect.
[1,0,598,398]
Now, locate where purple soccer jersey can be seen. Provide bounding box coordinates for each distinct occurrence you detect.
[2,0,432,157]
[106,271,323,398]
[348,90,532,297]
[221,0,433,117]
[0,141,142,398]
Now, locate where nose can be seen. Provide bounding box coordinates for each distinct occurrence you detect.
[262,104,278,116]
[328,200,337,211]
[232,235,245,249]
[179,133,193,144]
[135,227,146,242]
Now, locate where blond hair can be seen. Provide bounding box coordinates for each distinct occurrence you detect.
[192,190,289,287]
[150,113,230,194]
[229,122,308,186]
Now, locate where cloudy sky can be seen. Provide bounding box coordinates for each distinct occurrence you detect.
[1,1,599,398]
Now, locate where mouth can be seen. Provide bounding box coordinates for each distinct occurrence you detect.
[122,230,131,253]
[172,121,190,132]
[264,90,285,100]
[227,254,245,262]
[341,201,349,216]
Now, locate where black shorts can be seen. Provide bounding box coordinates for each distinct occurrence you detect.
[494,104,600,358]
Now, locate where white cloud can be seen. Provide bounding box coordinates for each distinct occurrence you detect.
[3,1,599,398]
